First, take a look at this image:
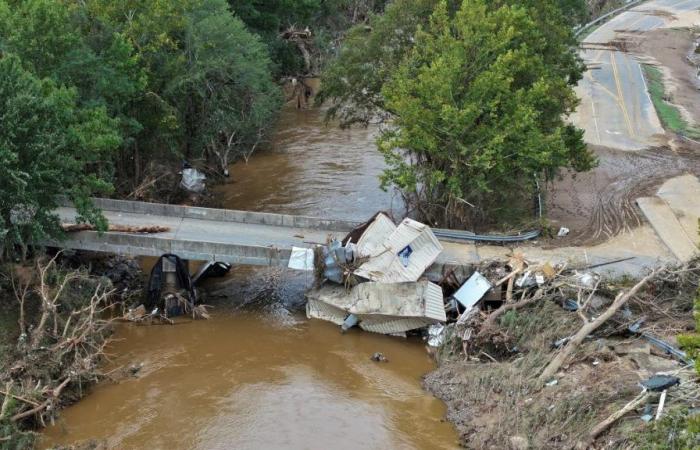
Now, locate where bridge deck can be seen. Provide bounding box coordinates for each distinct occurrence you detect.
[47,199,676,278]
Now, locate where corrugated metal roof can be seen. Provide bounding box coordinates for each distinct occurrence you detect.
[354,218,443,283]
[305,281,446,334]
[306,296,346,325]
[359,317,434,334]
[355,213,396,257]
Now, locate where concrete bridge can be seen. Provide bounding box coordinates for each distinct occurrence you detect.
[50,198,483,277]
[48,197,682,278]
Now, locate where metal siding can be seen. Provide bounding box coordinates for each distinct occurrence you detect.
[355,219,443,283]
[306,281,446,334]
[356,213,397,257]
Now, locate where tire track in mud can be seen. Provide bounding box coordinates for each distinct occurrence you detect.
[547,144,700,246]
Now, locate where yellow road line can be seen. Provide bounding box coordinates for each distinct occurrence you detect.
[585,71,621,103]
[610,51,636,137]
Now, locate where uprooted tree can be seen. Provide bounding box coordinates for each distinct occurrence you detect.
[0,255,115,445]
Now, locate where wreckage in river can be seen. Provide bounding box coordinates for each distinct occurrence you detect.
[307,213,448,335]
[307,281,447,335]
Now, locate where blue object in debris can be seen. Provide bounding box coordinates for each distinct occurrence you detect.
[398,245,413,267]
[562,299,578,311]
[341,314,359,332]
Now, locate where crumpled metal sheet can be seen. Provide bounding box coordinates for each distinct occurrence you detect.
[306,280,446,334]
[354,218,443,283]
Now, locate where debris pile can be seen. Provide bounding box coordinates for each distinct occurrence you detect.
[124,254,211,324]
[307,213,446,336]
[424,255,700,448]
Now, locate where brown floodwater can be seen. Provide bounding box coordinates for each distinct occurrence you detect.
[215,84,402,220]
[41,98,458,449]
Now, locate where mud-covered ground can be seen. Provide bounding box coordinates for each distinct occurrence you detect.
[547,25,700,246]
[547,143,700,246]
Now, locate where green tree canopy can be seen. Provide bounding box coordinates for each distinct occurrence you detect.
[168,0,282,172]
[321,0,594,229]
[0,54,120,258]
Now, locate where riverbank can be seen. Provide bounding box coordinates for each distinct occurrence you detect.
[423,258,700,448]
[0,253,143,448]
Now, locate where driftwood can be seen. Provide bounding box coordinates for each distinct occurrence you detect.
[10,378,71,422]
[538,269,661,384]
[4,256,115,427]
[586,390,650,443]
[62,223,170,233]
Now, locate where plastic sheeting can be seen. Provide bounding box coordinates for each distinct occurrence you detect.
[180,167,206,193]
[288,246,314,271]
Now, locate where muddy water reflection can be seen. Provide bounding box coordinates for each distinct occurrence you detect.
[215,101,402,220]
[42,272,457,449]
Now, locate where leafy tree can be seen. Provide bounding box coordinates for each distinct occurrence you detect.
[320,0,594,228]
[0,54,120,259]
[230,0,389,77]
[378,1,594,228]
[74,0,283,176]
[317,0,437,127]
[168,0,282,172]
[318,0,586,127]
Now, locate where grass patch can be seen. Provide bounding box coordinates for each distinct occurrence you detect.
[642,64,700,140]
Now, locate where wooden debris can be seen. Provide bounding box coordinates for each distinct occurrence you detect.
[587,390,650,442]
[537,269,661,384]
[62,223,170,233]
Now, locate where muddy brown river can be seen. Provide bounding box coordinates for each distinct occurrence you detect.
[41,100,459,449]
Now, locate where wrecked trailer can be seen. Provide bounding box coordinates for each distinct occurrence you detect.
[306,281,447,335]
[353,216,443,283]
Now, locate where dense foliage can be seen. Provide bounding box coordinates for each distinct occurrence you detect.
[320,0,595,228]
[0,54,119,259]
[0,0,289,256]
[231,0,389,76]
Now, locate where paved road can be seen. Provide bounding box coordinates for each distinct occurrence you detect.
[573,0,700,150]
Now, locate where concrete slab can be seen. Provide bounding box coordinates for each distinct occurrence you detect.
[656,174,700,242]
[637,196,698,262]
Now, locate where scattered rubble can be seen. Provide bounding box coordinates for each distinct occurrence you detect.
[423,255,700,448]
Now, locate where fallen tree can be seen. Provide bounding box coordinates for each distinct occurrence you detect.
[537,268,662,383]
[0,254,116,445]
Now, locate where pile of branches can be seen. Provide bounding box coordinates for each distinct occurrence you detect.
[442,255,700,445]
[62,223,170,234]
[1,254,115,441]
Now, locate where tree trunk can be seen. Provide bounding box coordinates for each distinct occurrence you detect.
[537,270,659,384]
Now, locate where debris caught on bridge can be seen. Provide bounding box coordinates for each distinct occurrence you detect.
[180,162,206,193]
[306,280,446,335]
[354,217,443,283]
[308,214,449,335]
[192,261,232,285]
[61,223,170,233]
[127,253,210,323]
[287,246,315,271]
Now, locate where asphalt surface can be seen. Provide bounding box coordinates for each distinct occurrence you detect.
[573,0,700,150]
[55,203,674,276]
